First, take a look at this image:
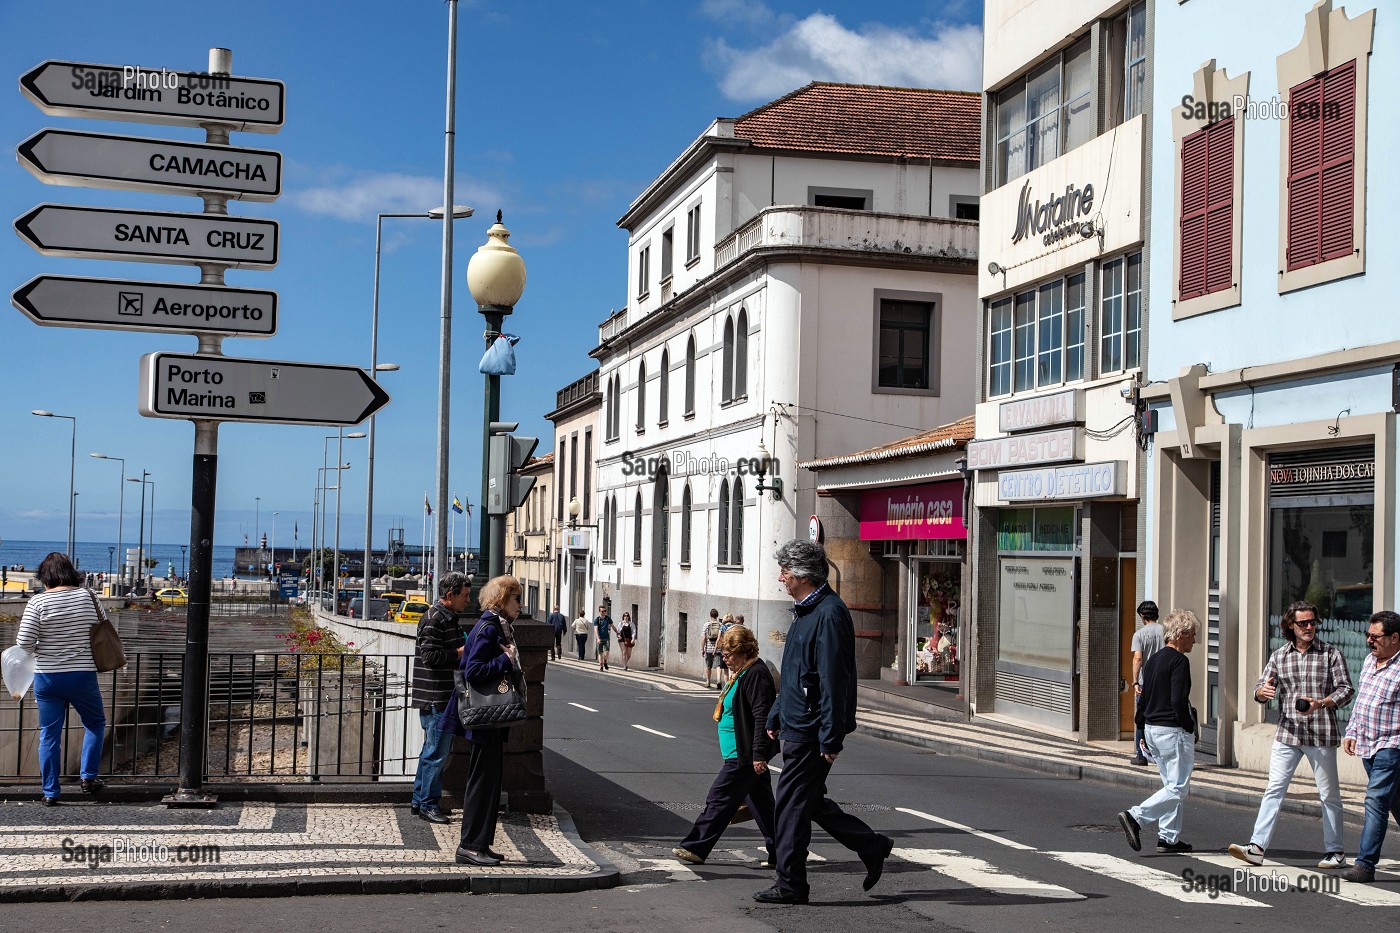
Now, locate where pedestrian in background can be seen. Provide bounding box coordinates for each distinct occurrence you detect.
[674,624,778,868]
[756,540,893,905]
[1130,600,1163,765]
[715,613,736,690]
[445,575,522,866]
[594,604,612,671]
[547,605,567,661]
[1229,600,1353,870]
[572,610,590,661]
[1342,610,1400,884]
[409,572,470,825]
[614,611,636,671]
[703,609,723,688]
[15,552,108,806]
[1118,608,1201,856]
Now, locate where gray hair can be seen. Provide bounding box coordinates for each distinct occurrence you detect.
[774,539,828,587]
[1162,608,1201,642]
[439,571,470,597]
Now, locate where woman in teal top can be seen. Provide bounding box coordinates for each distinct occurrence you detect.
[673,625,778,866]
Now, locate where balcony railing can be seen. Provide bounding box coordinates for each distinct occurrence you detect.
[714,206,978,269]
[598,307,629,344]
[554,369,600,409]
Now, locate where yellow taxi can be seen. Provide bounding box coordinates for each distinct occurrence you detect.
[395,600,431,625]
[154,587,189,607]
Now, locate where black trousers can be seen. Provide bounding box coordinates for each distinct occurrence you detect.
[677,757,777,860]
[575,633,588,660]
[772,739,884,896]
[551,631,563,659]
[459,730,505,852]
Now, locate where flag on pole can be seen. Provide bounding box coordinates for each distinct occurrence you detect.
[424,494,432,515]
[452,496,464,515]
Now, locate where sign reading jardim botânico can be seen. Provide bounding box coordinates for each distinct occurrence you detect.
[139,352,390,427]
[20,60,284,132]
[12,275,276,336]
[15,204,278,268]
[18,129,281,201]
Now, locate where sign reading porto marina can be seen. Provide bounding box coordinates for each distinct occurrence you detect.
[998,461,1123,502]
[12,275,276,336]
[21,61,284,132]
[18,129,281,201]
[15,204,278,268]
[139,353,390,427]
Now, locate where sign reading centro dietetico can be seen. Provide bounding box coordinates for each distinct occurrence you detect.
[20,61,284,132]
[15,204,277,268]
[13,276,276,337]
[140,353,391,427]
[18,129,281,201]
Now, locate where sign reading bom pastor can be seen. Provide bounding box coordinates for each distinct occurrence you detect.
[966,428,1080,471]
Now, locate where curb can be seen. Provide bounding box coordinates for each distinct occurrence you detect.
[465,806,621,894]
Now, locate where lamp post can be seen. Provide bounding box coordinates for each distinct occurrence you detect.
[108,546,115,578]
[127,471,151,593]
[271,511,278,579]
[32,410,76,558]
[180,544,187,582]
[255,496,261,571]
[467,213,527,582]
[90,452,125,587]
[330,432,364,613]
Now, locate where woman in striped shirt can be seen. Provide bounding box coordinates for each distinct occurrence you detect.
[15,552,107,805]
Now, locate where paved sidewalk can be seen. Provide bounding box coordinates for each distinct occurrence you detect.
[0,797,618,902]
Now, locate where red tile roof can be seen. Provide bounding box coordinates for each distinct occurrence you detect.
[734,82,980,164]
[801,415,977,470]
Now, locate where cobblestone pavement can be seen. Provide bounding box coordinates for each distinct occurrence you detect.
[0,799,617,901]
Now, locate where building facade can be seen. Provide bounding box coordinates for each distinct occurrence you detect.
[592,82,981,680]
[545,370,602,625]
[968,0,1154,738]
[506,453,554,619]
[1144,0,1395,778]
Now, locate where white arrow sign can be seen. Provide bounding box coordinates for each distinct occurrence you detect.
[12,275,276,337]
[20,60,284,132]
[18,129,281,201]
[140,353,391,427]
[15,204,278,268]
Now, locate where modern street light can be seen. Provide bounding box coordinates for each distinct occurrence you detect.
[90,452,125,587]
[467,213,527,580]
[271,511,279,579]
[108,545,115,578]
[333,431,365,614]
[32,410,76,558]
[255,496,261,571]
[127,471,152,594]
[180,544,187,582]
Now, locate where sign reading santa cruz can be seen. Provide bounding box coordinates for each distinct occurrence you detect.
[15,204,278,268]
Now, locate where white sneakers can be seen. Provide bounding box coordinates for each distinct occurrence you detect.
[1317,852,1348,869]
[1228,842,1265,866]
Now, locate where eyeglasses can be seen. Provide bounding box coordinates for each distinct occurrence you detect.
[1293,620,1318,628]
[1366,632,1397,642]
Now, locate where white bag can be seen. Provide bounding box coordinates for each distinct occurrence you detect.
[2,645,36,701]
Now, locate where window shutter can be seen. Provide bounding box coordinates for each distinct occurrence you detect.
[1178,127,1209,299]
[1319,60,1356,262]
[1203,116,1235,294]
[1286,75,1325,270]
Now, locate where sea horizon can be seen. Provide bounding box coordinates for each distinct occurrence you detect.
[0,538,289,579]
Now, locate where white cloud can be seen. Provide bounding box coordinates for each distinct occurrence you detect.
[706,14,983,101]
[288,169,504,223]
[700,0,778,30]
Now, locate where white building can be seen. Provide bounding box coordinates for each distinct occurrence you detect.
[545,370,602,626]
[591,82,981,678]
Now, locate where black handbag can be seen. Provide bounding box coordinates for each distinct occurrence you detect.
[453,619,527,730]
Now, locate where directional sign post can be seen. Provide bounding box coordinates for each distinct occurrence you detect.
[15,204,278,268]
[12,275,276,336]
[20,60,285,132]
[18,129,281,200]
[140,353,391,427]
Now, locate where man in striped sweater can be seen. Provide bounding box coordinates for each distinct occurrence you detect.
[410,572,471,824]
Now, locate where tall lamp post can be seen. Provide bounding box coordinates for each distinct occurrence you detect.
[467,213,527,581]
[127,471,151,593]
[271,511,278,579]
[90,452,125,587]
[32,410,76,558]
[180,544,187,582]
[367,205,470,602]
[254,495,261,571]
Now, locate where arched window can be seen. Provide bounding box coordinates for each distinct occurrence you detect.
[612,376,621,439]
[721,316,734,403]
[734,308,748,399]
[609,497,619,560]
[680,483,692,565]
[684,335,696,415]
[717,479,730,565]
[633,492,643,562]
[600,495,610,560]
[636,360,646,431]
[730,478,744,566]
[658,349,669,425]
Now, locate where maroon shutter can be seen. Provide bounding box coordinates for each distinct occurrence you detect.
[1179,128,1209,299]
[1286,74,1326,270]
[1319,61,1356,262]
[1204,116,1235,294]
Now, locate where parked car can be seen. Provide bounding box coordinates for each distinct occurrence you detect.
[347,597,390,621]
[154,587,189,607]
[395,600,431,625]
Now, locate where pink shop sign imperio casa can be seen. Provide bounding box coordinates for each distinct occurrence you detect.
[860,481,966,541]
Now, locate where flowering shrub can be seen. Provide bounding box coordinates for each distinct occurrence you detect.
[276,607,359,658]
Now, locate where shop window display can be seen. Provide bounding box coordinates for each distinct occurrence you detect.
[914,562,960,683]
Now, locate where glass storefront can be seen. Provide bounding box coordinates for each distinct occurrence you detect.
[912,558,961,685]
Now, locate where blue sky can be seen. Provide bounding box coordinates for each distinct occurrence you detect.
[0,0,983,551]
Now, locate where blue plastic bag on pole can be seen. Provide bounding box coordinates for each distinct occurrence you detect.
[479,333,521,376]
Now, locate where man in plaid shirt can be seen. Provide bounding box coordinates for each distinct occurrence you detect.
[1342,609,1400,883]
[1229,601,1353,870]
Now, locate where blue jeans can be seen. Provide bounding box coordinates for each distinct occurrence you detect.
[1249,741,1343,853]
[1130,725,1194,844]
[1356,747,1400,870]
[412,706,454,810]
[33,671,106,799]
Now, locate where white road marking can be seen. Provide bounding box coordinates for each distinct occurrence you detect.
[1193,853,1400,907]
[1045,851,1270,906]
[568,702,599,712]
[755,847,825,862]
[896,807,1033,850]
[632,724,676,738]
[894,847,1083,900]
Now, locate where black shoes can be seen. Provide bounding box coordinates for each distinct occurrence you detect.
[80,778,105,794]
[1130,756,1148,766]
[1343,864,1375,883]
[418,805,451,824]
[753,885,807,905]
[1157,839,1193,854]
[862,834,894,891]
[455,846,503,866]
[410,804,419,816]
[41,796,60,807]
[1117,810,1141,852]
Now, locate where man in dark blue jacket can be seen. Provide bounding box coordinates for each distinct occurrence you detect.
[755,540,893,905]
[546,605,567,660]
